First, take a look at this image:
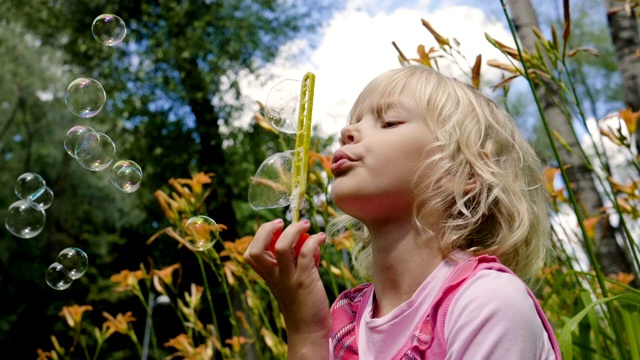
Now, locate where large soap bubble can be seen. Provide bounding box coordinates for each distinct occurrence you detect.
[5,199,46,239]
[183,216,219,251]
[91,14,127,46]
[15,172,46,201]
[65,78,106,118]
[56,247,89,280]
[46,262,73,291]
[110,160,142,193]
[248,150,294,210]
[264,79,301,134]
[76,132,116,171]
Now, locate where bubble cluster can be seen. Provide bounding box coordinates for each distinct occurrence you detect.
[264,79,301,134]
[248,150,294,210]
[46,247,89,290]
[5,173,53,238]
[65,78,106,118]
[183,216,220,251]
[91,14,127,46]
[63,126,142,192]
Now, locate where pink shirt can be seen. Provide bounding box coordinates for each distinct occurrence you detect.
[355,255,556,359]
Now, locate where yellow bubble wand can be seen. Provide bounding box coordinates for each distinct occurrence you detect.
[290,72,315,222]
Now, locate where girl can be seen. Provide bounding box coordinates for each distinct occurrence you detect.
[244,65,561,359]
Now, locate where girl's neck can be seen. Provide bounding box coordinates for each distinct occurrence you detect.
[366,218,444,318]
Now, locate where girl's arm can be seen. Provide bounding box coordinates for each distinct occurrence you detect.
[243,219,331,359]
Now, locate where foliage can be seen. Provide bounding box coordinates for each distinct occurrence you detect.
[36,125,361,359]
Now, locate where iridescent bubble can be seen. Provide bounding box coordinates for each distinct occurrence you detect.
[264,79,301,134]
[248,150,294,210]
[46,262,73,290]
[110,160,142,193]
[28,186,54,211]
[91,14,127,46]
[76,132,116,171]
[64,125,97,158]
[56,247,88,280]
[184,216,219,251]
[15,172,46,200]
[5,200,46,239]
[65,78,106,118]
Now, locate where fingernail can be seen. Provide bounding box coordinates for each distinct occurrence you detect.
[275,218,284,223]
[302,219,310,225]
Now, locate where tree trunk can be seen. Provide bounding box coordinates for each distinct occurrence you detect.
[604,0,640,149]
[509,0,632,275]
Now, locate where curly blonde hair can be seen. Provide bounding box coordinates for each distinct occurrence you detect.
[327,65,551,285]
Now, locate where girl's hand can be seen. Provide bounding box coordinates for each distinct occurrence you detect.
[244,219,330,359]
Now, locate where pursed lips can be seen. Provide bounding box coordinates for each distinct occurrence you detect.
[331,149,357,175]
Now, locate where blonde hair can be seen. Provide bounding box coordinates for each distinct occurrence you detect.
[327,65,551,285]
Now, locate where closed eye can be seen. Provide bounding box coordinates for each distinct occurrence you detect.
[382,121,401,128]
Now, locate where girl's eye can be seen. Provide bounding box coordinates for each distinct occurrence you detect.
[382,121,399,128]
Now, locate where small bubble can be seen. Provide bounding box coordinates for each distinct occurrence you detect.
[65,78,106,118]
[184,216,219,251]
[92,14,126,46]
[64,126,97,159]
[110,160,142,193]
[76,132,116,171]
[5,200,46,239]
[46,262,73,290]
[28,186,54,210]
[56,247,88,280]
[15,172,46,200]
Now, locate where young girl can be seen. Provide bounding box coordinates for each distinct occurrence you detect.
[244,65,561,359]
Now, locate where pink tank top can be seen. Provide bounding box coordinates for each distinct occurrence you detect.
[329,254,562,359]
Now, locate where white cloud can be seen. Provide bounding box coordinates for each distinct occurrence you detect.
[239,2,515,139]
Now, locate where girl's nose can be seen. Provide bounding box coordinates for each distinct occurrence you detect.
[340,124,359,145]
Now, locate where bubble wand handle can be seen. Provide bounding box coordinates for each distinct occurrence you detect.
[290,72,315,222]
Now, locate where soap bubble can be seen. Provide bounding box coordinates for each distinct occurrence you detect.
[248,150,294,210]
[46,262,73,290]
[64,125,97,158]
[183,216,219,251]
[15,172,46,200]
[110,160,142,193]
[5,200,46,239]
[76,132,116,171]
[91,14,127,46]
[65,78,106,118]
[264,79,301,134]
[28,186,54,210]
[56,247,88,280]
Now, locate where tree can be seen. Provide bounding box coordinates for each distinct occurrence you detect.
[508,0,632,275]
[605,0,640,149]
[0,0,341,355]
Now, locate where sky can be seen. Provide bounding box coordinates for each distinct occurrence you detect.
[239,0,517,139]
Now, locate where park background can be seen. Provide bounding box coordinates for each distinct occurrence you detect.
[0,0,639,358]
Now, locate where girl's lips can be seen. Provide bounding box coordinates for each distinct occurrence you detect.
[331,158,354,175]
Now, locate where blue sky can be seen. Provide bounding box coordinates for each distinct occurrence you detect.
[240,0,520,138]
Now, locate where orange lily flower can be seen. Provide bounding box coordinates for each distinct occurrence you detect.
[103,311,136,336]
[110,267,146,292]
[152,263,181,294]
[59,304,93,329]
[225,336,251,353]
[619,108,640,134]
[220,235,254,262]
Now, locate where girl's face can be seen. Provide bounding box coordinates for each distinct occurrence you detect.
[330,85,437,223]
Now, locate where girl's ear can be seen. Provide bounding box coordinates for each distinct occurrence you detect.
[463,162,480,194]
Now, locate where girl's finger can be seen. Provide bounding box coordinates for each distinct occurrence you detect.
[244,219,283,268]
[297,232,325,271]
[274,220,311,275]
